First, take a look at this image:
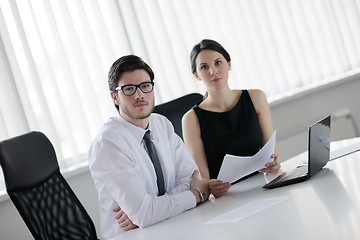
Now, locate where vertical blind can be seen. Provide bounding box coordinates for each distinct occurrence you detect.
[1,0,360,190]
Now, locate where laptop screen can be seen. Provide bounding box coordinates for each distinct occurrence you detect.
[308,115,331,176]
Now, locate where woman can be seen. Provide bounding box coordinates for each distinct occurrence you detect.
[182,39,281,198]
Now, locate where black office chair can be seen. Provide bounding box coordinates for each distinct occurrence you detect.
[154,93,203,139]
[0,131,98,240]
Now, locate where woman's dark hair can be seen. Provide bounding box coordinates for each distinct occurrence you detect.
[108,55,154,110]
[190,39,231,74]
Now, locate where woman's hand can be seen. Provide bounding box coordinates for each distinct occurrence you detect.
[259,152,281,174]
[209,179,231,198]
[113,207,138,231]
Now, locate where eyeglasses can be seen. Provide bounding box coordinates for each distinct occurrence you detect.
[115,81,154,96]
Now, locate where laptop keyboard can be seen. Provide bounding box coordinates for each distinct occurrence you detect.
[273,165,308,182]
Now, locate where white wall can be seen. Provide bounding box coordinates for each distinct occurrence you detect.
[0,73,359,239]
[272,73,360,160]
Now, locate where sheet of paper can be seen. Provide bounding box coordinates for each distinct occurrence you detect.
[202,196,290,224]
[217,131,276,183]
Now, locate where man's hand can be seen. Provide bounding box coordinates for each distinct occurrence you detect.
[113,207,138,231]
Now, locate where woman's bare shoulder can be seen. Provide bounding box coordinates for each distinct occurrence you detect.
[247,89,266,98]
[182,108,197,124]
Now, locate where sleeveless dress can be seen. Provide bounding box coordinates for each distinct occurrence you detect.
[193,90,263,180]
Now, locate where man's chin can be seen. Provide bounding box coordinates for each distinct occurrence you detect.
[121,105,154,120]
[138,113,151,119]
[135,109,152,119]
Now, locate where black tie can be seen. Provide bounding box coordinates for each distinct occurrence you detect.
[143,130,165,196]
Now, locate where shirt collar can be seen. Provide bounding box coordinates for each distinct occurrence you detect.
[116,115,152,143]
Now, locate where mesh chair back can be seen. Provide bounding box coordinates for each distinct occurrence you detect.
[0,131,98,240]
[153,93,203,139]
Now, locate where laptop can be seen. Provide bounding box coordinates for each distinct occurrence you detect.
[263,115,331,189]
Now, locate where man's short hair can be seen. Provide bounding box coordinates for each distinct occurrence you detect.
[108,55,154,92]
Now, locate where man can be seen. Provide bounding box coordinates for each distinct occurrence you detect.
[88,55,209,239]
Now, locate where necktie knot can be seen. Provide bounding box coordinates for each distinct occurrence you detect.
[143,131,153,153]
[143,130,151,142]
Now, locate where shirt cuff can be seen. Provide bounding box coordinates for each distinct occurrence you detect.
[177,189,197,211]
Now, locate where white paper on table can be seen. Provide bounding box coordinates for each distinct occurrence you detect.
[202,196,290,224]
[217,130,276,183]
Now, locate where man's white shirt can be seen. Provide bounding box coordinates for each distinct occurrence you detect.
[88,113,197,239]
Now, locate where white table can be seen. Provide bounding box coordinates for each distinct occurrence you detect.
[110,138,360,240]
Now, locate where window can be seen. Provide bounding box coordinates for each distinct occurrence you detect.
[1,0,360,192]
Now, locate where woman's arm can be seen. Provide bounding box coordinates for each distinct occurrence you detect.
[182,109,231,197]
[182,109,210,179]
[249,89,281,174]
